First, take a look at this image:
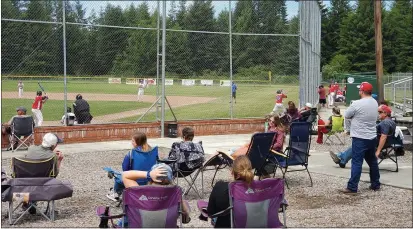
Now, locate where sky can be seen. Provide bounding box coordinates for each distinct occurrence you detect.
[79,1,300,20]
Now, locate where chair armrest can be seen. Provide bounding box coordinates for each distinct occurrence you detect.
[285,147,310,156]
[271,150,287,158]
[209,206,233,218]
[98,213,125,220]
[157,158,177,164]
[217,151,234,160]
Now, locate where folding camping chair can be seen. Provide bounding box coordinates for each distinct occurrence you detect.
[5,156,58,224]
[325,115,345,145]
[9,116,35,152]
[2,177,73,225]
[197,178,288,228]
[269,122,313,188]
[378,134,404,172]
[96,185,186,228]
[158,142,204,199]
[197,151,234,197]
[245,132,277,178]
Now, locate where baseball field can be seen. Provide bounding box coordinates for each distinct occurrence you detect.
[1,79,300,125]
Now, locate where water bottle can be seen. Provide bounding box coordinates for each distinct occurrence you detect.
[264,122,269,132]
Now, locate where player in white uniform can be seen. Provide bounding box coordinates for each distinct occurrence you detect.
[18,81,24,98]
[137,79,146,102]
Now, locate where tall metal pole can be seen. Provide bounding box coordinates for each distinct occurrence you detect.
[160,1,167,138]
[156,1,160,121]
[374,0,384,102]
[63,0,68,125]
[229,0,233,119]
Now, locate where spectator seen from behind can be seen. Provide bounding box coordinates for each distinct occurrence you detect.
[2,106,34,150]
[341,82,380,194]
[25,133,64,176]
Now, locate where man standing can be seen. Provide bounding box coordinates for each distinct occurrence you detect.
[137,79,146,102]
[17,81,24,98]
[231,82,237,104]
[73,94,92,124]
[341,82,379,194]
[31,91,48,126]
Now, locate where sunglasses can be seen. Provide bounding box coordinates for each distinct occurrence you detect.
[378,111,384,114]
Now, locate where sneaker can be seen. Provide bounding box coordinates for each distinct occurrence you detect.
[338,188,358,196]
[106,189,120,202]
[329,151,340,164]
[339,163,346,168]
[369,186,380,191]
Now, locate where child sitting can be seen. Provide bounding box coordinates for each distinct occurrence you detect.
[316,106,344,144]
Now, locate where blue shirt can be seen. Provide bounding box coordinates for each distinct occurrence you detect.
[232,83,237,93]
[122,146,158,185]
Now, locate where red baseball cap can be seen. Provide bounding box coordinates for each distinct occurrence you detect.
[379,105,392,115]
[357,82,373,92]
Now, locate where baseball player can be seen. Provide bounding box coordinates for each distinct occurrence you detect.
[137,79,146,102]
[31,91,48,126]
[17,80,24,98]
[272,89,287,114]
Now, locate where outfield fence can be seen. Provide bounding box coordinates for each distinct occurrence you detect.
[1,1,321,129]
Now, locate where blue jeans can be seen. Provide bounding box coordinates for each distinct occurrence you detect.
[347,137,380,192]
[337,147,352,165]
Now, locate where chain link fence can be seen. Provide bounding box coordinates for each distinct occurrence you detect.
[2,1,320,126]
[384,73,412,116]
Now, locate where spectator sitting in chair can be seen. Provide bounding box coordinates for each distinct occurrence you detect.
[106,131,158,202]
[330,105,400,168]
[299,103,313,121]
[2,106,33,150]
[25,133,64,176]
[121,163,191,227]
[166,127,205,174]
[316,106,344,144]
[286,101,301,122]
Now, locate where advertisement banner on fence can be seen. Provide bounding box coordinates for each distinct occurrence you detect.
[165,79,174,85]
[108,78,121,84]
[126,78,138,85]
[182,79,195,86]
[200,80,214,86]
[220,80,231,87]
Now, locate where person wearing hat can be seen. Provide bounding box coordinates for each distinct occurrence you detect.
[17,80,24,98]
[73,94,93,124]
[330,104,398,168]
[121,163,191,226]
[24,133,64,176]
[2,106,33,150]
[340,82,380,195]
[272,89,287,114]
[31,91,48,127]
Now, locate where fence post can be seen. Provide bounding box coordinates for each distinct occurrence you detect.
[63,0,68,126]
[229,0,233,119]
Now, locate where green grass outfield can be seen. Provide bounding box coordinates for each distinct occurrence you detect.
[2,80,299,122]
[1,99,151,123]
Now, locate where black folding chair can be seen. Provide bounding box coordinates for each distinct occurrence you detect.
[9,116,35,152]
[378,135,404,172]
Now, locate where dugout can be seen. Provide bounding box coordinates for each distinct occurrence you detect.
[343,73,378,106]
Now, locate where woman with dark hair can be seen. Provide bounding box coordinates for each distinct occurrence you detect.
[106,131,158,201]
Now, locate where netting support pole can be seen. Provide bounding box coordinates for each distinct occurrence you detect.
[63,0,68,125]
[156,1,160,121]
[160,0,167,138]
[229,0,233,119]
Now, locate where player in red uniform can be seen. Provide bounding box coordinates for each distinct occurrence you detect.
[31,91,48,126]
[272,89,288,114]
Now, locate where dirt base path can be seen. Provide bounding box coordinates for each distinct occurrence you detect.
[2,92,216,125]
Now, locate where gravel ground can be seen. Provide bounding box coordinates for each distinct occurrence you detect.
[2,148,412,228]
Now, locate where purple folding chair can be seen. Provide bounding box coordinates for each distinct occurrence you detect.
[97,185,184,228]
[197,178,287,228]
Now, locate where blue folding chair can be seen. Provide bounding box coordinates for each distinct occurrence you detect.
[269,122,312,188]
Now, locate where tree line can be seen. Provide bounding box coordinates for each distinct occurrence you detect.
[1,0,298,81]
[2,0,411,81]
[319,0,412,80]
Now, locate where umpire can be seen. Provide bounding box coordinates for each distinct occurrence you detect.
[73,94,93,124]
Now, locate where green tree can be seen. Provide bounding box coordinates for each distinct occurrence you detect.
[339,0,375,72]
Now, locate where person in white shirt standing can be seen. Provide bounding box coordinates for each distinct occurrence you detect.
[137,79,146,102]
[17,81,24,98]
